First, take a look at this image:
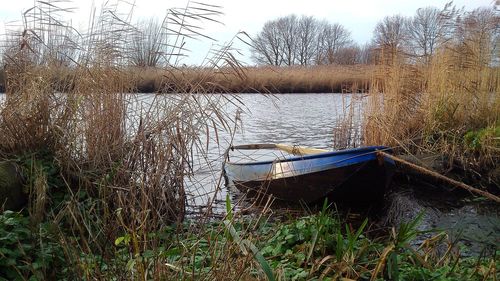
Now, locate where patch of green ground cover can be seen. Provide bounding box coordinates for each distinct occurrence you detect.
[0,211,67,281]
[256,211,498,280]
[464,124,500,151]
[1,208,498,280]
[107,205,498,280]
[1,170,498,281]
[397,257,499,281]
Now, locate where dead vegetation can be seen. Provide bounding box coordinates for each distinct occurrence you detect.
[0,1,252,279]
[0,64,372,93]
[362,7,499,188]
[132,64,372,93]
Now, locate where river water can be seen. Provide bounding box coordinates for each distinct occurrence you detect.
[1,92,498,255]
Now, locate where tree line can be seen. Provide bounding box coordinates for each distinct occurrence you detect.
[1,2,497,69]
[251,15,365,66]
[250,3,499,66]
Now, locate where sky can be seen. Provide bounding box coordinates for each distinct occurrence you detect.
[0,0,496,65]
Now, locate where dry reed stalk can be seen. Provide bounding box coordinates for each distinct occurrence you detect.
[332,94,364,149]
[30,159,49,223]
[4,61,372,94]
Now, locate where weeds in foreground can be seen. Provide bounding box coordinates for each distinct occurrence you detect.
[3,200,497,280]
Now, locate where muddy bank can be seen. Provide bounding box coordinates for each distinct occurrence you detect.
[382,171,499,257]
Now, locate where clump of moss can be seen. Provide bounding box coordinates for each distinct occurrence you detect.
[464,125,500,151]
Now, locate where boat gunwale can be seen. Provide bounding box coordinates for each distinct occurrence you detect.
[225,145,390,166]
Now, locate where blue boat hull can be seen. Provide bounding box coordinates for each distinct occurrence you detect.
[223,146,395,204]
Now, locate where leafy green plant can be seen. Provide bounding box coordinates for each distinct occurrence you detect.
[372,212,427,281]
[260,205,343,280]
[224,194,275,281]
[0,211,65,281]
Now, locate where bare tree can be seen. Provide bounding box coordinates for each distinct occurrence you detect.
[456,7,499,66]
[335,44,361,65]
[373,15,409,63]
[251,20,283,65]
[277,15,298,66]
[250,15,301,66]
[295,16,319,65]
[407,6,454,64]
[316,22,352,64]
[251,15,353,66]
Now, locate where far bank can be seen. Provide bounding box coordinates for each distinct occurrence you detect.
[0,65,372,94]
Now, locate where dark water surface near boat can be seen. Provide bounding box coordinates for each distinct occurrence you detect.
[1,92,497,255]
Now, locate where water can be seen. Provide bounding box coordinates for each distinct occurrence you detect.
[230,94,360,147]
[384,184,499,256]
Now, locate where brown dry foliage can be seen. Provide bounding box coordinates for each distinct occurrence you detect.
[131,64,372,93]
[362,8,499,180]
[0,1,253,279]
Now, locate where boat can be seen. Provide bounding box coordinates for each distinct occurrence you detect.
[222,144,396,205]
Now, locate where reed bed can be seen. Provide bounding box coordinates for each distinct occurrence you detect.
[0,1,248,279]
[131,64,373,93]
[0,64,372,94]
[247,65,372,93]
[362,37,499,189]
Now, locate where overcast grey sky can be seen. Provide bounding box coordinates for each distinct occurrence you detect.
[0,0,496,65]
